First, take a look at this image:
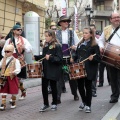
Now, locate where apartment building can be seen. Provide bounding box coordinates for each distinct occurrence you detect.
[92,0,118,31]
[0,0,46,40]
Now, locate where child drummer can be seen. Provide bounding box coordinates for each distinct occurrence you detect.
[0,44,21,110]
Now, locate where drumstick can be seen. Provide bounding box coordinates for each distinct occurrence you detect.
[62,44,78,52]
[38,54,51,62]
[80,54,96,63]
[62,46,72,52]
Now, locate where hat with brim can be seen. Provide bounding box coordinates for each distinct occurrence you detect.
[57,16,71,26]
[12,25,21,30]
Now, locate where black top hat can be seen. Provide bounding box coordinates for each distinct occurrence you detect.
[57,15,71,26]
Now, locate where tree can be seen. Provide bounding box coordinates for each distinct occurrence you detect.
[45,0,90,30]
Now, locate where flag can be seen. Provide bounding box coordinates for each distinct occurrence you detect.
[61,0,67,16]
[74,5,78,30]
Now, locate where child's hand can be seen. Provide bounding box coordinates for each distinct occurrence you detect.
[88,55,94,61]
[9,72,16,76]
[70,58,74,63]
[45,54,50,60]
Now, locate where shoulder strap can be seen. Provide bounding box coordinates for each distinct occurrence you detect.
[69,30,72,46]
[107,26,119,42]
[5,57,14,73]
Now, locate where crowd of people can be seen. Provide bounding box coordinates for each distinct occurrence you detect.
[0,12,120,114]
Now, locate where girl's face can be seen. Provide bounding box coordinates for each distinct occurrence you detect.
[45,32,52,43]
[83,29,92,40]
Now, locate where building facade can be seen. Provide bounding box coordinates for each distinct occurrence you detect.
[0,0,46,40]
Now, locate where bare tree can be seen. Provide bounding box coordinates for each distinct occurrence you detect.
[45,0,90,29]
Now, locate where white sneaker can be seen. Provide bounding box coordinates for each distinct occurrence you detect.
[10,105,16,109]
[0,104,5,110]
[51,105,57,111]
[84,106,91,113]
[79,102,85,111]
[19,96,25,100]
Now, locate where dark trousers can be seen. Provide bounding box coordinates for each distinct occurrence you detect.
[107,66,120,100]
[42,78,57,105]
[77,78,92,107]
[99,63,110,85]
[92,69,98,94]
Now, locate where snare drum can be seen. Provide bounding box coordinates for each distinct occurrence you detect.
[69,63,87,80]
[27,62,42,78]
[102,42,120,69]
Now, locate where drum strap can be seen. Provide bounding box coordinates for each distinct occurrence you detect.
[107,26,119,42]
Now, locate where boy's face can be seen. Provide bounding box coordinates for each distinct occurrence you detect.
[4,50,13,57]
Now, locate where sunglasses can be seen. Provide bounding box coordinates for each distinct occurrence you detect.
[51,28,57,30]
[16,29,22,31]
[62,20,69,23]
[5,51,12,53]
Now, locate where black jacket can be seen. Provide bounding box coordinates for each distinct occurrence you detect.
[34,42,63,81]
[74,41,101,81]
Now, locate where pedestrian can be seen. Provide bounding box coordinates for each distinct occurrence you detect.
[2,25,32,101]
[34,29,63,112]
[98,12,120,103]
[56,15,80,101]
[0,44,21,110]
[71,27,101,113]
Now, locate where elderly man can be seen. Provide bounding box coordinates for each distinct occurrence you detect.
[56,15,80,102]
[98,12,120,103]
[2,25,32,101]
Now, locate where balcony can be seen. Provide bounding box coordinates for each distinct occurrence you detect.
[93,5,113,17]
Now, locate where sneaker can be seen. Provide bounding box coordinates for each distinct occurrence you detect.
[79,102,85,110]
[19,91,27,100]
[10,102,16,109]
[51,105,57,111]
[84,106,91,113]
[19,96,25,100]
[0,104,6,110]
[39,105,49,112]
[10,105,16,109]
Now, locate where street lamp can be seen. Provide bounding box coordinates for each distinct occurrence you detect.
[85,5,94,25]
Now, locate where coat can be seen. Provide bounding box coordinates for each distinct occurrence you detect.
[34,42,63,81]
[74,40,101,81]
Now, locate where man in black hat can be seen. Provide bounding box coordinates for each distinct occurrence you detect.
[56,15,80,101]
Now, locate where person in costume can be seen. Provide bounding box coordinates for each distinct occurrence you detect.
[0,44,21,110]
[2,25,32,101]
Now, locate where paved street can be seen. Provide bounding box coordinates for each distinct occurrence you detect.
[0,78,119,120]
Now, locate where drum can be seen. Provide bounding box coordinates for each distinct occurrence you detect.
[69,63,87,80]
[102,42,120,69]
[27,62,42,78]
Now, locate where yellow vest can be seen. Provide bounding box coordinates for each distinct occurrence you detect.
[103,25,112,41]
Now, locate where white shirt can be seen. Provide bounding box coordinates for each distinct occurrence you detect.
[61,29,80,45]
[0,56,21,75]
[2,36,33,56]
[98,28,120,48]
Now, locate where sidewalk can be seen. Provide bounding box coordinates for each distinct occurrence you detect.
[0,79,119,120]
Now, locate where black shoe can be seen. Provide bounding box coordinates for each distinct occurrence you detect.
[57,100,61,104]
[62,89,67,93]
[98,84,103,87]
[92,93,97,97]
[74,95,79,101]
[109,99,118,103]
